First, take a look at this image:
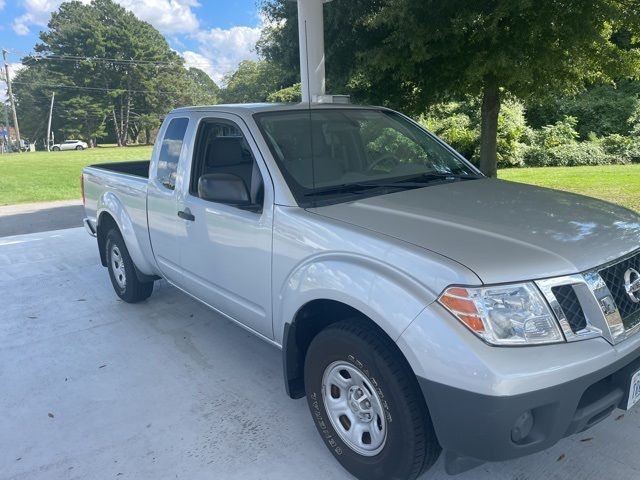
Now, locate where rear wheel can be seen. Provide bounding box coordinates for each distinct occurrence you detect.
[105,229,153,303]
[304,319,441,480]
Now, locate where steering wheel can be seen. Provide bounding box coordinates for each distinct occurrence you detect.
[367,153,402,173]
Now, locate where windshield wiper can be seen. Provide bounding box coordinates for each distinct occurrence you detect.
[304,173,483,198]
[397,172,483,184]
[305,181,434,197]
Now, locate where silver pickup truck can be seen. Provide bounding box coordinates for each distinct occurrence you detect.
[82,103,640,479]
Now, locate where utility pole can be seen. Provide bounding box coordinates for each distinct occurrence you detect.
[46,91,55,151]
[2,48,21,152]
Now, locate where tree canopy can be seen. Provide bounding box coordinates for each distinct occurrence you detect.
[260,0,640,175]
[13,0,219,146]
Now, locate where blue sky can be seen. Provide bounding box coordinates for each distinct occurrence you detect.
[1,0,265,84]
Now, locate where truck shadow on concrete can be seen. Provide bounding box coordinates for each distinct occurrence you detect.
[0,204,84,237]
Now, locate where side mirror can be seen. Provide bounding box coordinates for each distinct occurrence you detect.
[198,173,250,205]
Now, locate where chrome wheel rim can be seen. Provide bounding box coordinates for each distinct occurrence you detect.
[322,361,387,456]
[110,245,126,289]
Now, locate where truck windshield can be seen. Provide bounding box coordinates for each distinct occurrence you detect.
[255,108,480,207]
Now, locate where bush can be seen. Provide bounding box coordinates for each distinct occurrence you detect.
[523,142,619,167]
[496,99,532,167]
[419,97,531,167]
[534,116,579,149]
[419,111,478,160]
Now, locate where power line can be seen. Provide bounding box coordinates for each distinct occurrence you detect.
[7,48,240,69]
[10,80,190,95]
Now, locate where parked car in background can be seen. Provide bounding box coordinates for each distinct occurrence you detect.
[52,139,88,151]
[19,139,30,152]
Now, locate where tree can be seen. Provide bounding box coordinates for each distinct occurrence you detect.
[259,0,381,97]
[267,83,301,103]
[219,60,287,103]
[262,0,640,176]
[185,68,220,106]
[526,80,640,138]
[13,0,213,147]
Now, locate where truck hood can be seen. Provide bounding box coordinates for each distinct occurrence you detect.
[309,179,640,284]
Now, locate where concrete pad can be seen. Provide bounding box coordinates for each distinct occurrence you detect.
[2,228,640,480]
[0,200,84,237]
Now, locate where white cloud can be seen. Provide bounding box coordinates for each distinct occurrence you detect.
[1,64,25,102]
[13,0,199,36]
[9,63,26,79]
[188,25,262,84]
[0,0,6,10]
[12,0,70,35]
[117,0,200,34]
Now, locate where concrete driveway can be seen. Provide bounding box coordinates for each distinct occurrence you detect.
[2,227,640,480]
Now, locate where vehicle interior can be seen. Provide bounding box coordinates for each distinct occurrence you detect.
[190,120,265,208]
[255,108,475,193]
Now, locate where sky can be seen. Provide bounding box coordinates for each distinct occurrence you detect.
[1,0,266,85]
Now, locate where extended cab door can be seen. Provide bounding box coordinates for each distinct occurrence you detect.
[147,116,190,284]
[176,114,274,339]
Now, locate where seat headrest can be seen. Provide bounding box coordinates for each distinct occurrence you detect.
[207,136,247,167]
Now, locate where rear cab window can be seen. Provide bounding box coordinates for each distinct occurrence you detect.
[157,117,189,190]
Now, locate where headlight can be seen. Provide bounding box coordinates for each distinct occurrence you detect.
[438,283,564,346]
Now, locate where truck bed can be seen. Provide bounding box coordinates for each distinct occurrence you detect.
[89,160,150,178]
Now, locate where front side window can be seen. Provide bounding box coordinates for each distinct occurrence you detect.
[255,108,480,206]
[157,117,189,190]
[189,119,264,210]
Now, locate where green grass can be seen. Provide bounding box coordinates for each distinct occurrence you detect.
[500,164,640,213]
[1,148,638,212]
[0,145,153,205]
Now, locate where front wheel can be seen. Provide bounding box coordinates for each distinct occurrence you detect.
[105,229,153,303]
[304,319,441,480]
[76,145,84,150]
[52,146,60,151]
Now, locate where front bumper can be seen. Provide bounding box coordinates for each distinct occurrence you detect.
[417,337,640,474]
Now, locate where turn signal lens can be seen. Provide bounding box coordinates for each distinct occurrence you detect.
[439,289,485,332]
[438,283,564,346]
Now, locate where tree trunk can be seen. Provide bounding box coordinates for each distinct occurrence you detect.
[122,93,131,146]
[479,80,500,177]
[112,108,122,147]
[119,104,124,146]
[145,127,151,145]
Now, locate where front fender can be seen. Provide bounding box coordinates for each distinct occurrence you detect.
[97,191,156,275]
[275,252,436,345]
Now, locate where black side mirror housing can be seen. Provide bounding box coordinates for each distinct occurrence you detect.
[198,173,251,206]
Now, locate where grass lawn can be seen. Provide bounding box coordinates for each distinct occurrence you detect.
[0,145,153,205]
[0,147,638,212]
[500,164,640,213]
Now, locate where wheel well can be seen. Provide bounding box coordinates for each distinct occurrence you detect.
[283,299,396,399]
[96,212,119,267]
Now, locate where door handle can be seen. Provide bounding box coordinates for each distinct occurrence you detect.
[178,210,195,221]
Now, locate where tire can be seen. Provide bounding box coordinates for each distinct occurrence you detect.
[52,146,60,151]
[105,228,154,303]
[304,319,441,480]
[76,145,84,150]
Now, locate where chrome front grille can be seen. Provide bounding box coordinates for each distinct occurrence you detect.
[536,250,640,345]
[598,251,640,329]
[551,284,587,333]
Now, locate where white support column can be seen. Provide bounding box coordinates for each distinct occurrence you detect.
[297,0,332,103]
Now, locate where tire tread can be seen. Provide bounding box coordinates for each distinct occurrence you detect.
[310,318,440,479]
